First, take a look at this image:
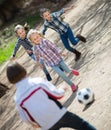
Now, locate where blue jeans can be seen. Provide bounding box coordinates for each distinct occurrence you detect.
[51,59,74,86]
[49,111,96,130]
[40,59,49,74]
[29,54,49,74]
[60,27,79,53]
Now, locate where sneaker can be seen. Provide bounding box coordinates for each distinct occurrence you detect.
[71,84,78,92]
[76,34,87,43]
[71,70,79,76]
[46,73,52,81]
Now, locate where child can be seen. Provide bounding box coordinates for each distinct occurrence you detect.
[40,6,87,61]
[27,29,80,92]
[6,62,96,130]
[10,24,52,81]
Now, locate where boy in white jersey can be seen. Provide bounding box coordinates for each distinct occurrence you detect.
[6,62,96,130]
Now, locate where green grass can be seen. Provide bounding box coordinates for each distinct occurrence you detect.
[0,38,16,64]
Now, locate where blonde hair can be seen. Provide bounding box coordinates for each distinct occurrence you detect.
[14,25,24,33]
[27,29,45,42]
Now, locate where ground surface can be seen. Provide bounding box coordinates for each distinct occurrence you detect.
[0,0,111,130]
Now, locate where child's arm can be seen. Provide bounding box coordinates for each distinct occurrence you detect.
[16,104,40,128]
[32,78,65,99]
[42,79,65,99]
[54,5,75,17]
[53,8,64,17]
[33,47,44,69]
[17,104,31,124]
[42,24,48,35]
[10,41,21,60]
[64,5,75,13]
[33,47,40,62]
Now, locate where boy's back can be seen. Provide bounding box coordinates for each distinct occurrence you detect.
[15,77,66,130]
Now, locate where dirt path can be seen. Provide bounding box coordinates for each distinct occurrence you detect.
[0,0,111,130]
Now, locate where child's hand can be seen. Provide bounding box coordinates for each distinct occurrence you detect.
[64,5,76,12]
[62,86,68,92]
[60,52,67,57]
[38,62,43,69]
[32,124,40,128]
[26,49,32,54]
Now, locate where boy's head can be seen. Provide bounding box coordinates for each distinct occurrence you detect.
[14,25,26,39]
[40,8,51,21]
[6,62,27,84]
[27,29,42,45]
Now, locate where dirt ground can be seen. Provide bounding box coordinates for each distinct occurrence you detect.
[0,0,111,130]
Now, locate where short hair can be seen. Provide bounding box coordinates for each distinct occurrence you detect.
[14,24,24,34]
[39,8,51,17]
[6,62,27,84]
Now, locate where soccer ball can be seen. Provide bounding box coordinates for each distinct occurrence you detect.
[76,88,94,105]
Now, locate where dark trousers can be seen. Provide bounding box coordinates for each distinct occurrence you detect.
[49,111,96,130]
[60,27,79,53]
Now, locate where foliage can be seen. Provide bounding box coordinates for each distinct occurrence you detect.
[0,38,16,64]
[23,13,41,28]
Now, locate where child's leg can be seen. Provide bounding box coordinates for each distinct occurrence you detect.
[40,59,52,81]
[60,34,81,61]
[66,26,79,45]
[62,111,96,130]
[30,55,52,81]
[52,65,74,86]
[49,111,96,130]
[67,27,86,44]
[59,60,79,76]
[59,59,70,73]
[52,64,78,92]
[60,34,77,53]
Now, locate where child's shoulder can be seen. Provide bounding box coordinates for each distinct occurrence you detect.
[17,37,23,43]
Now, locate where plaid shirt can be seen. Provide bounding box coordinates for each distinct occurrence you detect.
[13,37,33,57]
[42,8,69,35]
[34,39,62,67]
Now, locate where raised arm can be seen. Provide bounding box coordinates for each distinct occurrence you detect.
[64,5,75,13]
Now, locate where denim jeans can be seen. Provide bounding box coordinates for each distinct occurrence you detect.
[51,59,74,86]
[60,26,79,53]
[40,59,50,74]
[49,111,96,130]
[29,54,49,74]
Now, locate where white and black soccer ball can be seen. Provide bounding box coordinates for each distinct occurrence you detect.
[77,88,94,105]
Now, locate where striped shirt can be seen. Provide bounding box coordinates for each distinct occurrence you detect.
[12,37,33,57]
[42,8,69,35]
[34,39,62,67]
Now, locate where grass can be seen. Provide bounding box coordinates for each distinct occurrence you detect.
[0,38,16,65]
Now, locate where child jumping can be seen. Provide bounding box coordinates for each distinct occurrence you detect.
[40,6,86,61]
[27,29,80,92]
[10,24,52,81]
[6,62,96,130]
